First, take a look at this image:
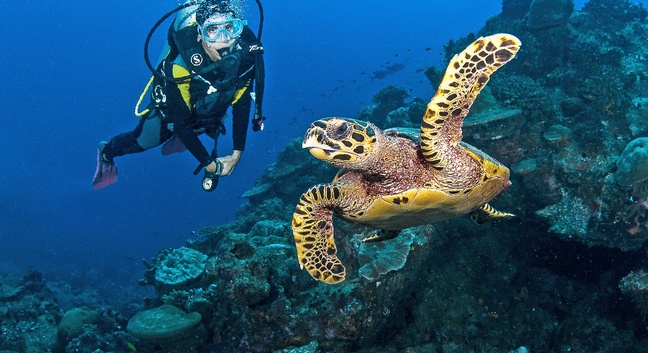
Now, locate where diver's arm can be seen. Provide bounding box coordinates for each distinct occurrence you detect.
[213,86,252,175]
[231,88,252,151]
[166,64,212,167]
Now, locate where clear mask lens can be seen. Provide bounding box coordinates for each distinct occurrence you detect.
[200,17,247,43]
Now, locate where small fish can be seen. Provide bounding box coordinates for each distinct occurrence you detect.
[370,63,405,80]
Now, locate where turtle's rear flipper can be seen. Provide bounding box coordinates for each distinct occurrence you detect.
[362,229,401,243]
[470,203,515,224]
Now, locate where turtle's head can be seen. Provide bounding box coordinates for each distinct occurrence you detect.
[302,117,379,169]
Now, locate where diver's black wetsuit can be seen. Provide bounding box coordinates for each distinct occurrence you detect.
[102,25,263,169]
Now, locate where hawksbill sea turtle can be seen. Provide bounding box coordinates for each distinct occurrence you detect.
[292,34,521,284]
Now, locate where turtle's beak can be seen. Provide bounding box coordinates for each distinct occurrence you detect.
[302,127,336,160]
[302,128,333,151]
[306,147,331,160]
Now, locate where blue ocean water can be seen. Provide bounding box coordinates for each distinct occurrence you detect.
[0,0,597,301]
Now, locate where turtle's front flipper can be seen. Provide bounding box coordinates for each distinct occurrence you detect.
[292,184,347,284]
[470,203,515,224]
[420,34,521,168]
[362,229,401,243]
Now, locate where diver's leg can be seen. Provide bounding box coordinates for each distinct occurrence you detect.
[93,111,171,189]
[102,110,171,161]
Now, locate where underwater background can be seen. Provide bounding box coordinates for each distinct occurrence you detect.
[0,0,503,302]
[3,0,648,352]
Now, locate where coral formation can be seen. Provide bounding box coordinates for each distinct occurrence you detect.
[615,137,648,187]
[357,228,423,281]
[241,139,337,205]
[154,246,208,288]
[542,124,572,143]
[127,304,206,353]
[627,97,648,136]
[0,270,59,353]
[127,304,202,339]
[620,270,648,314]
[58,306,100,340]
[526,0,574,29]
[463,87,524,141]
[0,269,131,353]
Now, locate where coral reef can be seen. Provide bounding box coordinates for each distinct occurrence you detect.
[0,270,59,353]
[241,139,338,206]
[154,246,208,289]
[526,0,574,29]
[0,269,132,353]
[465,0,648,252]
[125,1,648,351]
[620,269,648,316]
[615,137,648,187]
[7,0,648,352]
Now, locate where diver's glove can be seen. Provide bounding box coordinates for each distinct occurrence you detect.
[252,114,265,132]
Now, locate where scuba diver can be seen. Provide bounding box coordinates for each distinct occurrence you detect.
[93,0,265,192]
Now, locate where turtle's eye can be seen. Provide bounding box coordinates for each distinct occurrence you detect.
[331,122,350,139]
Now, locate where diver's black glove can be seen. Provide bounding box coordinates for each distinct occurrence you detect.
[252,114,266,132]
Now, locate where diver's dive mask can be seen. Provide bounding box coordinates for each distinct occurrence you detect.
[199,14,247,43]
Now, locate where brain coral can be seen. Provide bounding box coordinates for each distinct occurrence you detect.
[614,137,648,187]
[155,247,208,286]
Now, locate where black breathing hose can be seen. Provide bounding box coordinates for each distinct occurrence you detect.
[254,0,264,41]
